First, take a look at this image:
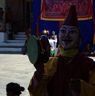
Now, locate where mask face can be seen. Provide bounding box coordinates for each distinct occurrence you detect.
[59,25,80,50]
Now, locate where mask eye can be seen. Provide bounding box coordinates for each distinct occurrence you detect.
[60,30,66,34]
[69,30,76,34]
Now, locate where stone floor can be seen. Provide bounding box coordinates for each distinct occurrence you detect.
[0,54,36,96]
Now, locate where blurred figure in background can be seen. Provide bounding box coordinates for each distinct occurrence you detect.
[22,27,31,55]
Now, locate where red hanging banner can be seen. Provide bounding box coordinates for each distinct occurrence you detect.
[41,0,93,21]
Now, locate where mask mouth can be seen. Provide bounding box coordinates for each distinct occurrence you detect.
[62,39,72,42]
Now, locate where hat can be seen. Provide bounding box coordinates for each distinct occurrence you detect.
[6,82,25,94]
[63,5,78,26]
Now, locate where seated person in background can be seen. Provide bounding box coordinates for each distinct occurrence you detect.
[49,31,58,56]
[51,31,57,40]
[28,5,95,96]
[6,82,25,96]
